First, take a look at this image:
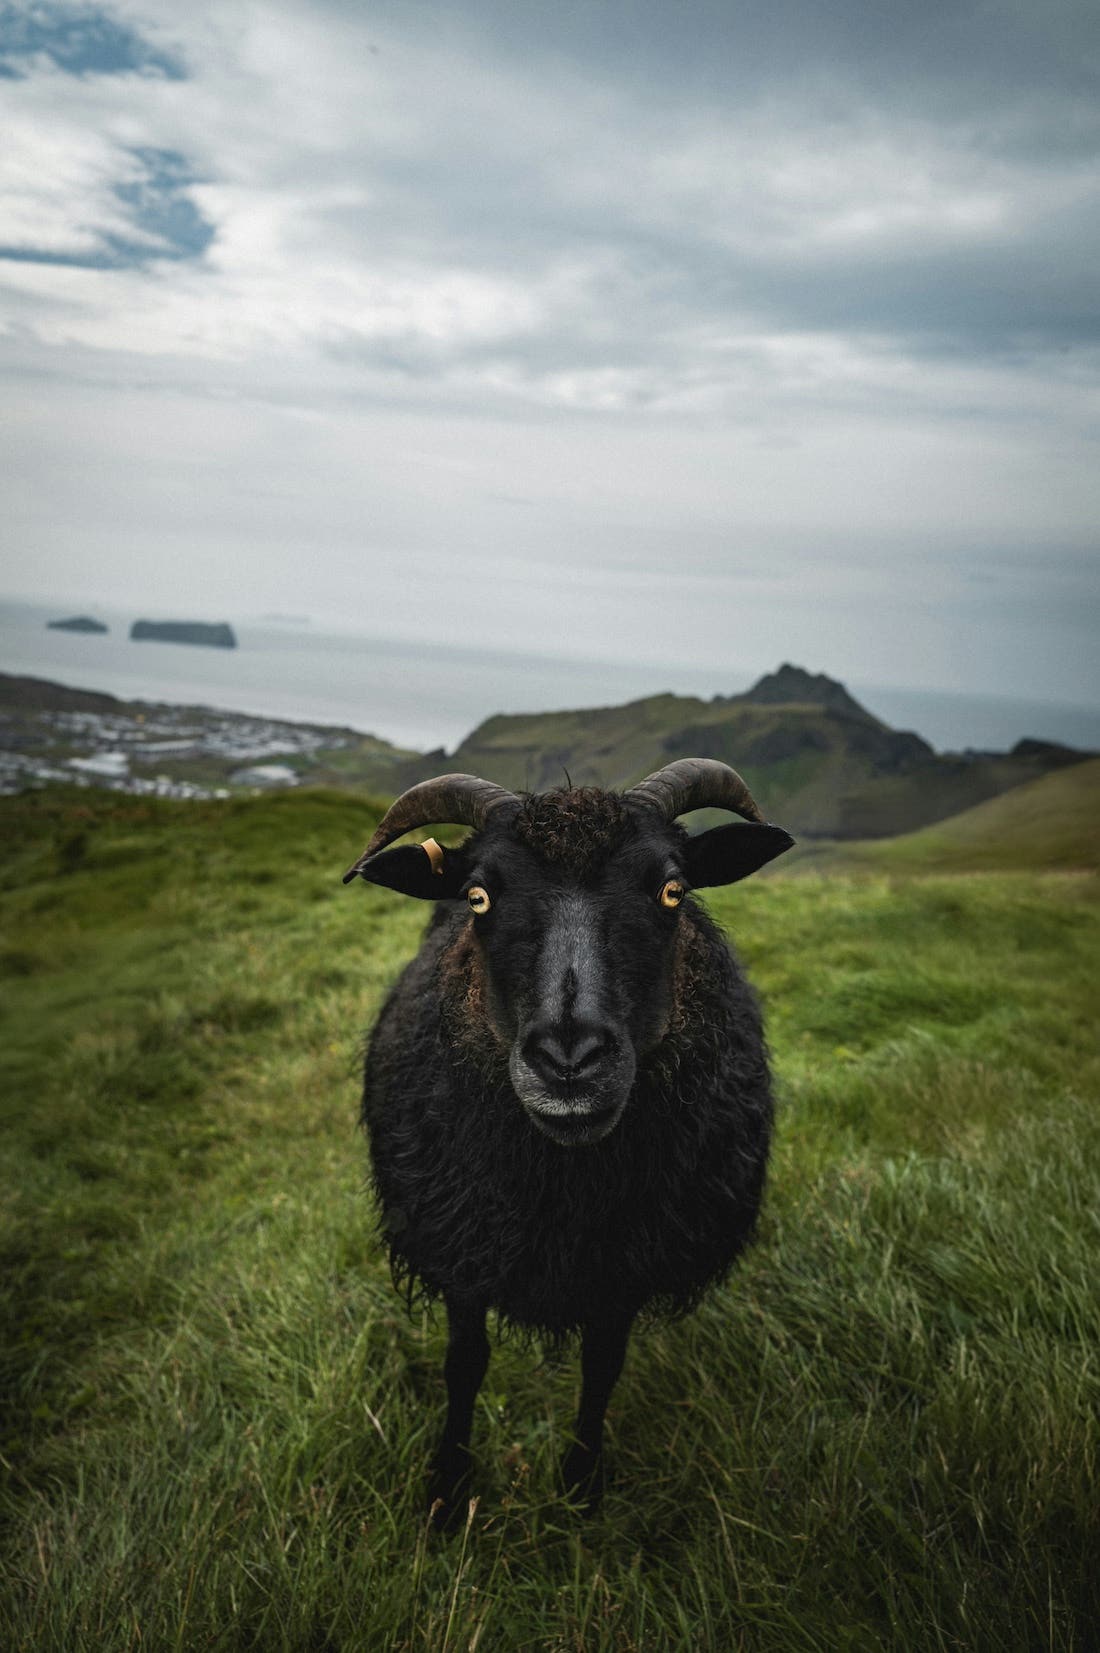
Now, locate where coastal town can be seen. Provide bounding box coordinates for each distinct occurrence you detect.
[0,675,372,800]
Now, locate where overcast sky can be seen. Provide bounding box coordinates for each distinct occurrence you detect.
[2,0,1098,705]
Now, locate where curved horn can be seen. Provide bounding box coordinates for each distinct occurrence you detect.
[342,773,518,883]
[625,758,765,825]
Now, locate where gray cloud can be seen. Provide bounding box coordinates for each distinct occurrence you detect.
[1,0,1098,708]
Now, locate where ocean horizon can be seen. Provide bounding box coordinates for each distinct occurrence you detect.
[3,596,1098,758]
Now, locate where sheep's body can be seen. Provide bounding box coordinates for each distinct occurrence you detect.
[364,900,772,1340]
[347,770,791,1521]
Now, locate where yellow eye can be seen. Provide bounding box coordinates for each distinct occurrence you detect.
[659,880,686,909]
[467,885,491,914]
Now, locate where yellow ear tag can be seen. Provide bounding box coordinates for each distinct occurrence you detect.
[421,837,445,876]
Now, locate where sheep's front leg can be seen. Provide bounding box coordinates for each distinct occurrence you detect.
[561,1312,634,1512]
[427,1296,489,1529]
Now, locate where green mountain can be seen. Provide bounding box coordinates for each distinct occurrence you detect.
[809,756,1100,873]
[389,665,1090,840]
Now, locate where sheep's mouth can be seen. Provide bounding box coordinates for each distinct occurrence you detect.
[508,1045,633,1147]
[521,1095,626,1147]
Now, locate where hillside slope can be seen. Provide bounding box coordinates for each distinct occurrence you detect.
[785,756,1100,874]
[842,755,1100,872]
[422,667,1089,840]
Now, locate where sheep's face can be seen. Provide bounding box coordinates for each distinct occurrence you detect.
[350,785,792,1148]
[460,791,683,1145]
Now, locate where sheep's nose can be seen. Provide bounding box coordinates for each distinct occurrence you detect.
[523,1023,614,1088]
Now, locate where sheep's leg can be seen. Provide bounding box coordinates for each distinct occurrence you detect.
[561,1312,634,1512]
[427,1297,489,1528]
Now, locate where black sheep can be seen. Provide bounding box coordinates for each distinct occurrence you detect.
[343,759,793,1523]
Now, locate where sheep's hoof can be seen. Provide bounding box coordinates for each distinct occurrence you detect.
[426,1451,473,1533]
[560,1443,605,1514]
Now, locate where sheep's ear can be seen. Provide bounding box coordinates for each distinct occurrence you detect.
[683,822,794,888]
[344,841,470,901]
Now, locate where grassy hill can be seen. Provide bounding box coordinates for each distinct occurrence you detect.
[1,785,1097,1648]
[792,755,1100,875]
[410,668,1091,841]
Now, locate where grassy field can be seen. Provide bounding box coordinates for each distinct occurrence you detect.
[1,786,1097,1650]
[787,759,1100,878]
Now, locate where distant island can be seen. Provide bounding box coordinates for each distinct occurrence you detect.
[130,620,237,650]
[47,616,108,634]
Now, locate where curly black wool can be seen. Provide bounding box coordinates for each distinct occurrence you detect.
[363,897,772,1343]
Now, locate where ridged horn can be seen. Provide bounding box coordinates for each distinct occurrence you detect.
[342,773,518,883]
[625,758,766,825]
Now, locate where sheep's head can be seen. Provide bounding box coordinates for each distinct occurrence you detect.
[344,762,793,1146]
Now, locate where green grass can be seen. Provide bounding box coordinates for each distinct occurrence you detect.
[1,787,1097,1649]
[789,758,1100,876]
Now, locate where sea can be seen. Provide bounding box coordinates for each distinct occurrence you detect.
[2,597,1098,758]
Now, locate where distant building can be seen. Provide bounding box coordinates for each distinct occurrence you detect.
[230,763,298,788]
[68,751,129,778]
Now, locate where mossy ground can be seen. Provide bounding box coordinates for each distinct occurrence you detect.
[1,788,1097,1650]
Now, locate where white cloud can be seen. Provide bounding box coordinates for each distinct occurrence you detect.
[0,71,150,257]
[3,0,1096,385]
[1,0,1098,706]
